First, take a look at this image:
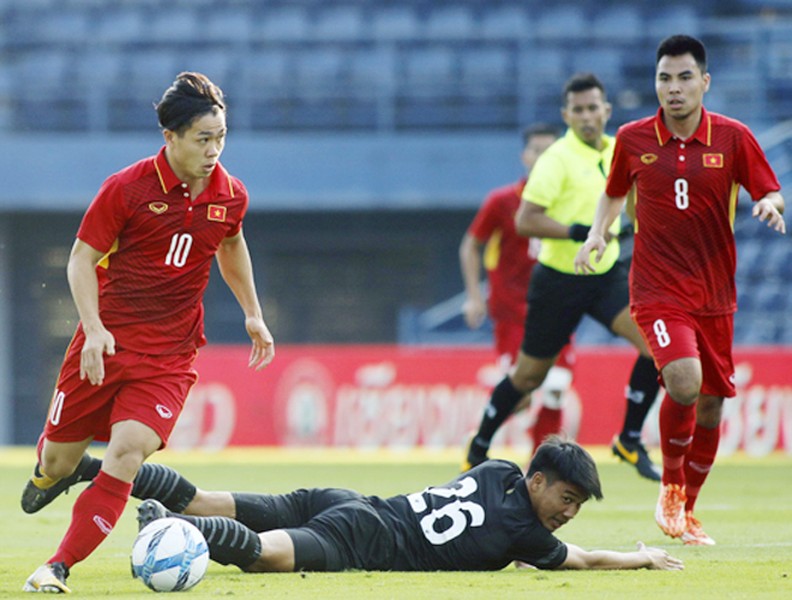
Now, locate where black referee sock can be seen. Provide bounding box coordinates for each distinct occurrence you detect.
[131,463,197,513]
[471,377,525,455]
[176,515,262,570]
[619,355,661,444]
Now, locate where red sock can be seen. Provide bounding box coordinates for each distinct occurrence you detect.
[531,406,563,453]
[684,423,720,513]
[658,396,696,486]
[49,470,132,568]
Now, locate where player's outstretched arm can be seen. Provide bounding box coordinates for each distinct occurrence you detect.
[752,191,786,234]
[558,541,684,571]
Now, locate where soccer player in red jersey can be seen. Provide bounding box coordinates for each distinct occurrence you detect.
[575,35,785,546]
[460,125,576,465]
[21,72,275,593]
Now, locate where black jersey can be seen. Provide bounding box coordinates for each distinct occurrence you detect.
[370,460,567,571]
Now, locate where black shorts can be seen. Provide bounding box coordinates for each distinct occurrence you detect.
[521,262,629,358]
[270,489,394,572]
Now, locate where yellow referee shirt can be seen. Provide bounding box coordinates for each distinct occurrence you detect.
[523,128,620,274]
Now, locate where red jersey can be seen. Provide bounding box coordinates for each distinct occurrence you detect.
[607,107,780,315]
[77,147,249,355]
[468,178,538,323]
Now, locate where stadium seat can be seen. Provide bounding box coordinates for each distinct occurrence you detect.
[147,7,200,43]
[571,48,624,85]
[591,5,643,42]
[459,46,514,93]
[95,7,145,44]
[424,5,476,39]
[27,9,89,44]
[648,5,700,37]
[313,5,366,40]
[256,5,311,41]
[371,5,420,39]
[204,6,253,43]
[178,50,234,89]
[240,50,291,92]
[349,48,397,89]
[400,47,457,92]
[535,6,586,39]
[293,47,347,90]
[479,4,531,39]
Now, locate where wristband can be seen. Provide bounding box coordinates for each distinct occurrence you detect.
[569,223,591,242]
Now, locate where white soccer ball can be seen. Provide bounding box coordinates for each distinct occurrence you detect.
[131,517,209,592]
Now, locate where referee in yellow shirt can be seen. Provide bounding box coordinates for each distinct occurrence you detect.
[464,73,661,481]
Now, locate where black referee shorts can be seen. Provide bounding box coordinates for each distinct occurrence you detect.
[521,262,630,358]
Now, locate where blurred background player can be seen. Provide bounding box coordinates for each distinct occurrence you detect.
[459,124,575,467]
[464,73,662,482]
[20,72,274,593]
[576,34,785,546]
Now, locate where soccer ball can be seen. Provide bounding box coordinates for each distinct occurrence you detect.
[131,518,209,592]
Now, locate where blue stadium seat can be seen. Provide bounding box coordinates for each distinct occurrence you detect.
[240,50,290,91]
[147,7,200,43]
[459,47,514,91]
[479,4,531,39]
[75,51,123,89]
[571,48,624,85]
[28,9,89,44]
[648,5,700,37]
[400,47,457,91]
[313,5,365,40]
[95,7,145,44]
[349,49,396,89]
[293,47,347,90]
[371,5,420,39]
[535,6,586,39]
[256,5,311,41]
[178,50,234,88]
[591,5,643,42]
[204,6,252,43]
[424,5,476,39]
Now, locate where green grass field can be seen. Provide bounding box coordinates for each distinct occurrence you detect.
[1,447,790,599]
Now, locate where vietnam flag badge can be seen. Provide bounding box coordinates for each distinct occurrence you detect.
[208,204,227,222]
[703,153,724,168]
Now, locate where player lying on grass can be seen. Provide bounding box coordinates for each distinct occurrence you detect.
[129,437,682,572]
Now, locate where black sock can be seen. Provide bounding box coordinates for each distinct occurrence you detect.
[131,463,197,513]
[620,355,660,443]
[471,377,525,456]
[175,514,262,570]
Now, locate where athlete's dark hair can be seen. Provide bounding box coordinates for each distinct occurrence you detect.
[527,435,603,501]
[562,72,606,104]
[656,34,708,74]
[155,72,226,134]
[522,123,561,146]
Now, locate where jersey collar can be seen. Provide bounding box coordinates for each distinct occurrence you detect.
[653,106,712,146]
[565,127,612,159]
[152,146,235,199]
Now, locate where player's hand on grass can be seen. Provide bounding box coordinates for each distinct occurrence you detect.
[752,198,786,234]
[246,317,274,370]
[574,234,607,275]
[636,541,684,571]
[80,325,116,385]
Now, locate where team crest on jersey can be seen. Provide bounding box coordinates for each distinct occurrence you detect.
[148,202,169,214]
[703,153,724,168]
[640,153,658,164]
[208,204,227,222]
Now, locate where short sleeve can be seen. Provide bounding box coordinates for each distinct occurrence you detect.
[734,126,781,201]
[605,130,633,198]
[76,175,130,252]
[523,153,564,209]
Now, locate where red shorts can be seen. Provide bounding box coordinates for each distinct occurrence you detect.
[632,305,735,397]
[494,318,575,371]
[42,330,198,448]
